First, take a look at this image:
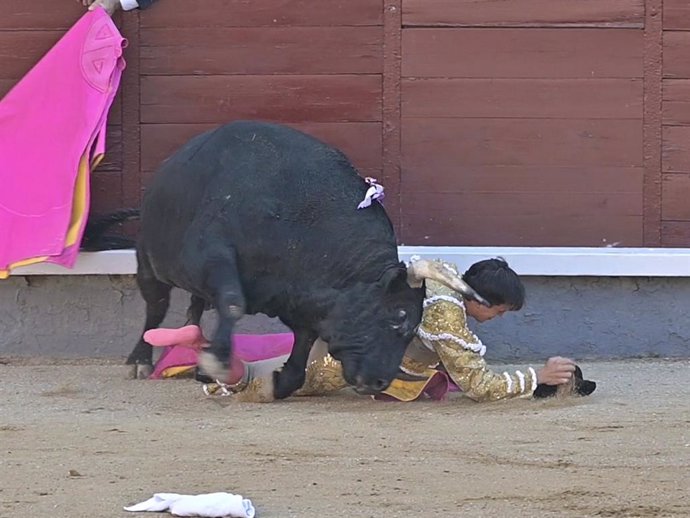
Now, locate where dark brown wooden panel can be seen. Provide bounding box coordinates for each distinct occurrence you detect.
[140,122,381,175]
[402,78,642,119]
[663,32,690,79]
[95,126,123,172]
[402,28,643,79]
[141,75,382,124]
[382,0,403,234]
[663,126,690,172]
[663,80,690,125]
[401,165,643,195]
[90,172,123,213]
[0,79,16,100]
[662,174,690,220]
[402,119,642,168]
[140,0,382,28]
[644,0,663,246]
[403,0,643,28]
[661,221,690,246]
[400,192,642,246]
[0,31,63,79]
[664,0,690,30]
[3,0,89,29]
[141,27,382,75]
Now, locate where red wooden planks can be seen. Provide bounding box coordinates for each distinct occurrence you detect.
[402,118,643,169]
[663,31,690,79]
[140,0,383,28]
[401,165,643,195]
[663,126,690,172]
[140,27,382,75]
[0,31,64,80]
[402,78,642,119]
[2,0,90,29]
[661,221,690,246]
[402,28,643,79]
[91,172,124,213]
[403,0,643,28]
[664,0,690,30]
[663,80,690,126]
[400,192,642,246]
[141,75,382,124]
[662,174,690,220]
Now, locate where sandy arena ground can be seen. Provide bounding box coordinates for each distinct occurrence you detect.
[0,358,688,517]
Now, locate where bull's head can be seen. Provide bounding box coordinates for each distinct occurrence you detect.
[321,259,488,394]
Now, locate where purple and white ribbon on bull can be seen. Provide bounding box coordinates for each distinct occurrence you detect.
[357,177,385,209]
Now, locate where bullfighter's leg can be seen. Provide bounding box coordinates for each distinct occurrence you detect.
[196,253,246,382]
[126,251,173,379]
[273,329,318,399]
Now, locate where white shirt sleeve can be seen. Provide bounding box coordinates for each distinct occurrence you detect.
[120,0,140,10]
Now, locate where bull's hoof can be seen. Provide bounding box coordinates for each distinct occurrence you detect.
[197,351,228,383]
[273,370,302,400]
[233,376,275,403]
[127,363,153,380]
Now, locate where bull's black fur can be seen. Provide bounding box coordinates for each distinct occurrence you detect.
[128,120,425,398]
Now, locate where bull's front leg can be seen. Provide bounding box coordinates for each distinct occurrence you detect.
[273,329,318,400]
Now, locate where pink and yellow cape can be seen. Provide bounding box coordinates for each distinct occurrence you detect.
[0,9,126,278]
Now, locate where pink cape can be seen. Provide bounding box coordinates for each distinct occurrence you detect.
[148,327,457,401]
[0,9,126,278]
[150,332,296,380]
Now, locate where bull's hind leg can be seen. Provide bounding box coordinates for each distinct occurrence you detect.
[126,250,172,379]
[185,294,217,384]
[196,252,246,383]
[273,329,318,399]
[185,295,206,326]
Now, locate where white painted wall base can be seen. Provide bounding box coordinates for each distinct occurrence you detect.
[9,247,690,277]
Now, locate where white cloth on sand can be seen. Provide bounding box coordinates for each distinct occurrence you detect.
[124,492,256,518]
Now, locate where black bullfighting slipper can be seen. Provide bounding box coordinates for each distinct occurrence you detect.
[533,365,597,399]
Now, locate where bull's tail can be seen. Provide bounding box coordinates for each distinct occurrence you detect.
[81,208,140,251]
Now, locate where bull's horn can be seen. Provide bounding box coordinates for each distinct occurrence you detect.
[396,368,430,382]
[407,258,490,307]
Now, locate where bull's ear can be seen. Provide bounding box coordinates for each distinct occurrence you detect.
[380,262,408,291]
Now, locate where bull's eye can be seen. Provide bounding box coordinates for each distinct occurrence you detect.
[392,309,408,330]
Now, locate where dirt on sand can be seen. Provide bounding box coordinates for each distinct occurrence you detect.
[1,358,688,517]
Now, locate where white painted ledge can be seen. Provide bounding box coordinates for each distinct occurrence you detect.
[8,247,690,277]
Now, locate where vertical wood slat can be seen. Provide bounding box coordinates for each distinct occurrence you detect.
[382,0,402,237]
[643,0,663,246]
[119,13,142,226]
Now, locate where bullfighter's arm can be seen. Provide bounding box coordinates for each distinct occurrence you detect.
[420,296,537,402]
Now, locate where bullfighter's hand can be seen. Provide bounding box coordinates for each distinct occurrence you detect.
[80,0,122,15]
[537,356,576,385]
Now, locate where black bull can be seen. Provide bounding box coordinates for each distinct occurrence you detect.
[125,121,483,399]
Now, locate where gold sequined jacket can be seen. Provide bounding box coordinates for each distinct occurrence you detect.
[297,261,538,402]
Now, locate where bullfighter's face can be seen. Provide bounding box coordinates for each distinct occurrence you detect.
[322,265,425,394]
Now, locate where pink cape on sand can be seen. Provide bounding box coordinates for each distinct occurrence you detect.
[147,326,458,401]
[0,9,126,278]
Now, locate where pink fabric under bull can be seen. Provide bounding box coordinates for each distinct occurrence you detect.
[146,326,295,380]
[146,325,457,401]
[0,9,126,278]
